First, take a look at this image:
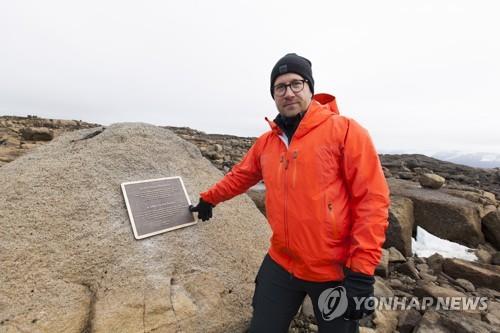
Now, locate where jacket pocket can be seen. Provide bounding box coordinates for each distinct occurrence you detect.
[325,199,341,240]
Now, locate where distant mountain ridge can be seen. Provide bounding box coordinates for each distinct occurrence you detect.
[380,149,500,169]
[431,151,500,169]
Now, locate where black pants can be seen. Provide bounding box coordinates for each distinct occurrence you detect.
[249,254,359,333]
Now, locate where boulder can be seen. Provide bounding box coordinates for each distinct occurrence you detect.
[382,166,392,178]
[388,279,404,290]
[414,310,498,333]
[414,284,466,300]
[419,173,445,189]
[374,277,394,298]
[246,185,266,216]
[389,178,484,247]
[384,196,414,256]
[413,311,448,333]
[492,252,500,265]
[481,190,497,204]
[0,124,271,333]
[475,248,493,264]
[419,272,438,283]
[427,253,444,274]
[416,263,430,273]
[437,310,498,333]
[442,258,500,291]
[20,126,54,141]
[395,258,420,280]
[301,295,314,318]
[397,309,422,333]
[482,209,500,250]
[398,171,414,180]
[476,287,500,299]
[375,249,389,278]
[372,310,399,333]
[478,204,497,219]
[455,278,475,292]
[443,188,496,206]
[484,301,500,327]
[388,247,406,263]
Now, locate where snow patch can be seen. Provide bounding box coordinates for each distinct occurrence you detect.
[412,226,477,261]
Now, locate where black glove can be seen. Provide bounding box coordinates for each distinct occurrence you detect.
[342,268,375,320]
[189,198,214,222]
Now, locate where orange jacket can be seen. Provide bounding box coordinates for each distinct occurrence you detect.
[201,94,390,282]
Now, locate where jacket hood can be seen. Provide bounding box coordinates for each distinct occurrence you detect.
[313,93,339,115]
[265,93,339,138]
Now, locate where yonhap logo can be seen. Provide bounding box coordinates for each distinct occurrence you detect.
[317,286,348,321]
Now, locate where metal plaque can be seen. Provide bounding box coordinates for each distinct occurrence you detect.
[121,176,196,239]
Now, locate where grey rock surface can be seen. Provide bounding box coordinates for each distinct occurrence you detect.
[0,123,270,333]
[384,196,414,256]
[388,178,485,247]
[443,258,500,291]
[483,209,500,250]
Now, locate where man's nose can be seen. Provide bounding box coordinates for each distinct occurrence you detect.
[283,85,295,97]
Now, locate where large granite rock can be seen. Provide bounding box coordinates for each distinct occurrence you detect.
[397,309,422,333]
[0,115,99,167]
[0,123,271,333]
[482,209,500,250]
[384,196,414,256]
[375,249,390,278]
[20,126,54,141]
[413,284,466,299]
[418,173,445,189]
[442,258,500,291]
[388,178,485,247]
[414,310,499,333]
[246,183,266,216]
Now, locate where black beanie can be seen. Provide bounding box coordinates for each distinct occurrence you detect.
[270,53,314,98]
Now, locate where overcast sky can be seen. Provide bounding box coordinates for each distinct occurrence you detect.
[1,1,499,154]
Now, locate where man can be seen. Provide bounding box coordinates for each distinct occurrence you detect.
[190,53,390,333]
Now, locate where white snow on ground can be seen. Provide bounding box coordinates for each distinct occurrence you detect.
[412,226,478,261]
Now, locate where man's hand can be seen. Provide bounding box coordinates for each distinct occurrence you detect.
[189,198,214,222]
[343,268,375,320]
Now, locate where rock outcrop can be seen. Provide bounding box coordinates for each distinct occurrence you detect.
[483,209,500,250]
[163,126,255,172]
[0,115,99,167]
[389,178,485,247]
[380,154,500,199]
[384,196,415,256]
[442,259,500,291]
[0,123,270,333]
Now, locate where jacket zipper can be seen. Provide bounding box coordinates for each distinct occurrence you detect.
[283,154,293,279]
[278,134,294,278]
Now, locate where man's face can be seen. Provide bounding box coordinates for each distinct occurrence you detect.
[273,73,313,117]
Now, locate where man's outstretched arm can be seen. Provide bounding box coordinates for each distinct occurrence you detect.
[190,140,264,221]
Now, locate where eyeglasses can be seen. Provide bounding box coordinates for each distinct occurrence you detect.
[273,79,308,97]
